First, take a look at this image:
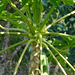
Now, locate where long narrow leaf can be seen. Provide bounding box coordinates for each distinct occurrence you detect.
[33,0,41,24]
[13,39,34,75]
[33,0,38,24]
[0,39,28,54]
[43,42,67,75]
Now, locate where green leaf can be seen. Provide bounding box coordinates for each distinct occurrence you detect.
[49,0,61,6]
[48,55,52,63]
[60,36,70,44]
[21,0,28,7]
[0,0,8,13]
[56,56,65,67]
[61,36,75,47]
[33,0,42,24]
[7,0,35,35]
[62,0,75,5]
[69,38,75,47]
[52,39,70,50]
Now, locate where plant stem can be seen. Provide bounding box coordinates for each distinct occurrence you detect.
[0,39,28,54]
[43,40,75,72]
[43,42,67,75]
[0,24,26,32]
[0,15,27,30]
[39,34,43,75]
[42,32,75,38]
[39,5,56,31]
[13,39,34,75]
[7,0,35,35]
[46,10,75,30]
[0,32,29,37]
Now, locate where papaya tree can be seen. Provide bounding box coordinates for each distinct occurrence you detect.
[0,0,75,75]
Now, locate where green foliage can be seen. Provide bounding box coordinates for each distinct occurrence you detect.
[49,0,75,6]
[0,35,2,51]
[0,0,8,13]
[49,0,61,6]
[21,0,28,7]
[0,0,75,75]
[62,0,75,5]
